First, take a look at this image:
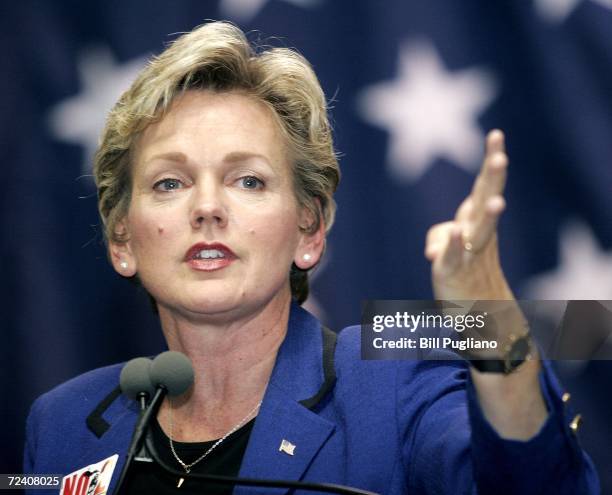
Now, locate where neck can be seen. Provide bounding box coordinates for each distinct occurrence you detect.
[156,290,292,440]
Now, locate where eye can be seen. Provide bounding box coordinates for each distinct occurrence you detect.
[153,178,183,192]
[238,176,264,190]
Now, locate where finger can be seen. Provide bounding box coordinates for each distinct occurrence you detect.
[434,224,464,275]
[486,129,505,155]
[482,150,508,199]
[425,222,455,260]
[470,131,508,210]
[426,221,454,246]
[474,130,506,189]
[425,242,442,261]
[465,195,506,249]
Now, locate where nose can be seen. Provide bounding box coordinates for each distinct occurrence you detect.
[189,182,228,229]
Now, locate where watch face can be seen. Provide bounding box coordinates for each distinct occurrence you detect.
[508,336,530,363]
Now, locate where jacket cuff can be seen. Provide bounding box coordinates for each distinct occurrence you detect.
[467,360,597,495]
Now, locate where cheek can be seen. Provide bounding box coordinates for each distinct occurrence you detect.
[258,219,301,262]
[128,208,175,255]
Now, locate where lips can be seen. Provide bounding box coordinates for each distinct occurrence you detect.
[184,242,237,272]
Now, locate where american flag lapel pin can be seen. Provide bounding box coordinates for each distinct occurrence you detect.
[279,439,296,456]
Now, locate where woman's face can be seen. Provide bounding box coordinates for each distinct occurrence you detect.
[112,90,321,321]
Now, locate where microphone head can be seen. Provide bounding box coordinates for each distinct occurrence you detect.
[150,351,194,397]
[120,357,155,400]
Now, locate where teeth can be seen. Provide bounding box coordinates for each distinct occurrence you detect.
[196,249,225,259]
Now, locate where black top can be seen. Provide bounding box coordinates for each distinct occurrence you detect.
[124,417,255,494]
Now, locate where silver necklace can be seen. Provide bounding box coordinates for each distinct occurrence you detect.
[168,400,262,488]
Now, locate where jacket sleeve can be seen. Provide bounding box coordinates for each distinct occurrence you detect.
[398,359,600,494]
[467,360,599,494]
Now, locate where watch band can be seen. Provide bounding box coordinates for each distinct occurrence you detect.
[468,356,527,374]
[468,332,532,374]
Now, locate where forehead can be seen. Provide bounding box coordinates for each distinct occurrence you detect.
[133,90,288,168]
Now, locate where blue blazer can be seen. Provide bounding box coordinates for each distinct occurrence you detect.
[25,304,599,494]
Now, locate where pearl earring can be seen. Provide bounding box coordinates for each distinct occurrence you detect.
[302,254,312,262]
[120,261,128,270]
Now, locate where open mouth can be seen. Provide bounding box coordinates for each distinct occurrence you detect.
[193,248,226,260]
[185,242,236,271]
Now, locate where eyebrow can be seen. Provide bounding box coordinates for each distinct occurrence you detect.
[143,151,272,166]
[143,151,187,166]
[223,151,272,165]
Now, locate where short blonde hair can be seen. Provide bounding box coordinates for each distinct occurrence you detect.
[94,21,340,303]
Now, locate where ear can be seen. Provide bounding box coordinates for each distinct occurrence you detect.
[109,219,138,277]
[294,203,326,270]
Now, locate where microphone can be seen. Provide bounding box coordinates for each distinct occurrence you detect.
[119,357,154,410]
[113,351,194,495]
[150,350,194,397]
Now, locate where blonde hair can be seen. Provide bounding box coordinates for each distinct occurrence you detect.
[94,21,340,303]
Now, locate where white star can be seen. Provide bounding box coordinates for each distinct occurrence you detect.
[357,40,497,182]
[47,46,147,175]
[219,0,321,23]
[524,221,612,300]
[534,0,612,23]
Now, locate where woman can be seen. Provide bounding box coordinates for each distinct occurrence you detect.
[24,21,598,494]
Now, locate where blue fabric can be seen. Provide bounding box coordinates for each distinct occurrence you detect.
[24,304,599,494]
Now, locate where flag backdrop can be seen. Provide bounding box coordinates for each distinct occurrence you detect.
[3,0,612,489]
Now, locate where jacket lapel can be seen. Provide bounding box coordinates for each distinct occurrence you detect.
[235,304,337,494]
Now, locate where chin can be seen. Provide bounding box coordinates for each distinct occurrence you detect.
[183,292,244,315]
[194,287,289,318]
[155,277,291,319]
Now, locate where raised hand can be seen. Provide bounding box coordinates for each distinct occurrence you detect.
[425,129,514,301]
